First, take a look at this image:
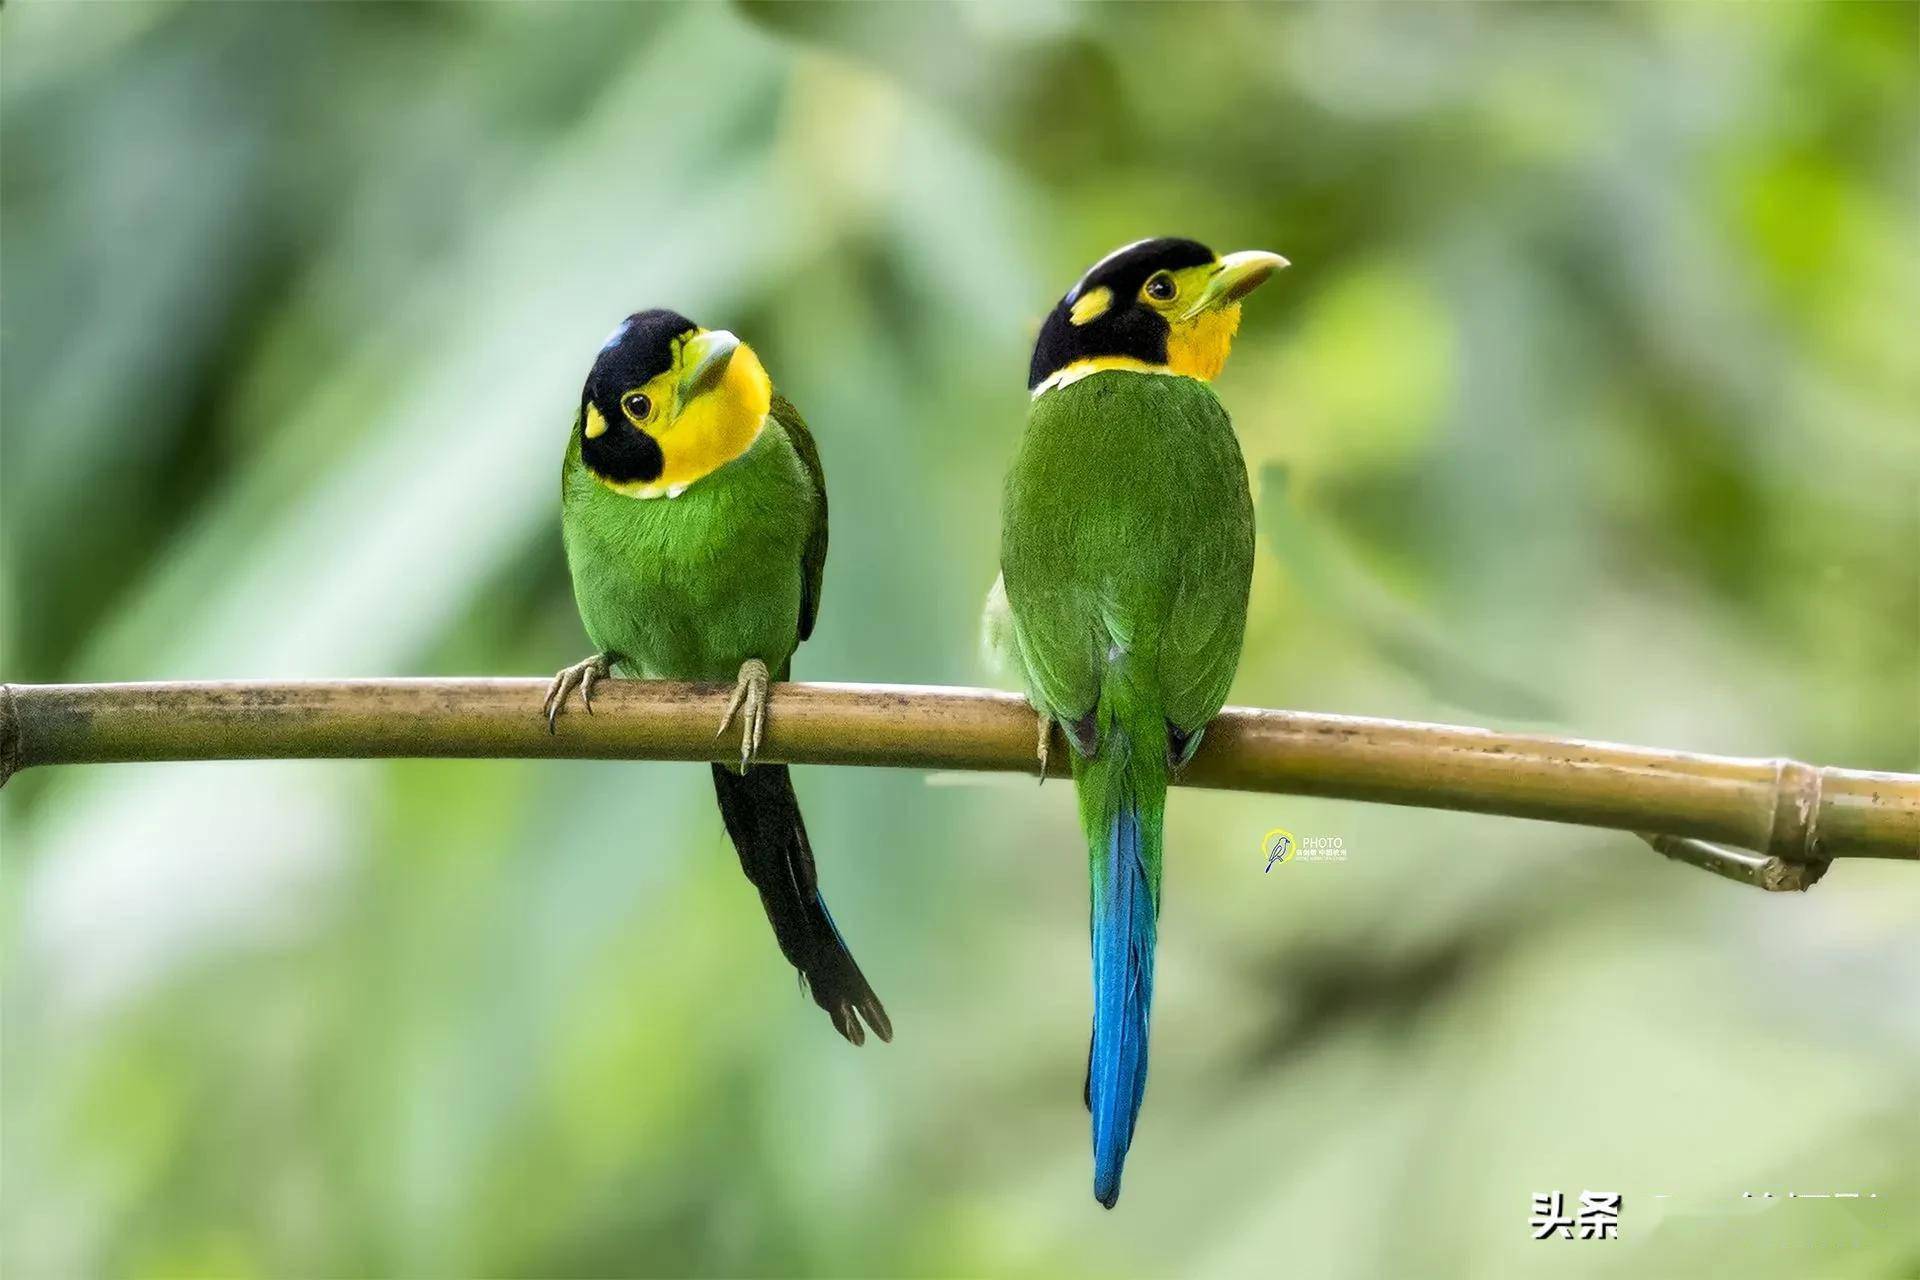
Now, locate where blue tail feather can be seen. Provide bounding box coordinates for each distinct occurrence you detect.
[1090,790,1156,1208]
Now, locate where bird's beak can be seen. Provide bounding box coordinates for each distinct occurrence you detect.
[677,329,740,404]
[1184,250,1290,319]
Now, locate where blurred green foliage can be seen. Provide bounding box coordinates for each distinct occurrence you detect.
[3,3,1916,1276]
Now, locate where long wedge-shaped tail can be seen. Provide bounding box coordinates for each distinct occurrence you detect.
[1073,671,1168,1208]
[710,763,892,1047]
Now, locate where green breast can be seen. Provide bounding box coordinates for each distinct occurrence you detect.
[561,422,818,681]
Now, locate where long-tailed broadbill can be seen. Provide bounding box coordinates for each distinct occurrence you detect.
[547,308,890,1046]
[990,238,1285,1204]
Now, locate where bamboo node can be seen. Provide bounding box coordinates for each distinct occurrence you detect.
[0,684,18,789]
[1760,854,1830,893]
[1769,759,1825,863]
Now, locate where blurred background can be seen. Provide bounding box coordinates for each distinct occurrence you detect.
[3,2,1917,1276]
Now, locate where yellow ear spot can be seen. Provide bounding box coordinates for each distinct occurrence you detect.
[1070,287,1112,326]
[583,403,608,439]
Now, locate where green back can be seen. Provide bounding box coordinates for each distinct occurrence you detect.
[999,371,1255,739]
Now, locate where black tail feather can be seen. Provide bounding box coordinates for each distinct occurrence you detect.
[709,763,891,1045]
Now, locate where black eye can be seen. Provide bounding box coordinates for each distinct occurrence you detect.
[621,391,652,423]
[1145,273,1177,302]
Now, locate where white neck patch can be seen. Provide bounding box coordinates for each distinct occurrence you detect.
[1030,358,1176,400]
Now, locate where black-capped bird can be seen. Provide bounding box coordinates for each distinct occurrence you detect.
[991,238,1286,1203]
[547,309,890,1046]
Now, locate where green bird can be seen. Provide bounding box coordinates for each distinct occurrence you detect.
[546,308,890,1046]
[993,239,1285,1205]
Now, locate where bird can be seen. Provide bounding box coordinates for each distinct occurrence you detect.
[546,307,891,1047]
[991,238,1285,1205]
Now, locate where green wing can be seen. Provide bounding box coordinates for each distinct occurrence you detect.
[771,392,828,643]
[1153,390,1254,734]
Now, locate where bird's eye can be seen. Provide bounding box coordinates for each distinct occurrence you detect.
[1145,273,1177,303]
[620,391,653,423]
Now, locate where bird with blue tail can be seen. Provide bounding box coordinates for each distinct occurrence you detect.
[989,237,1285,1205]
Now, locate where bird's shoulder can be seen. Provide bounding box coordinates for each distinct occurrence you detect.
[767,392,829,642]
[767,393,825,498]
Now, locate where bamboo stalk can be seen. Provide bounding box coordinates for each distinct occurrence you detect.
[2,681,1915,875]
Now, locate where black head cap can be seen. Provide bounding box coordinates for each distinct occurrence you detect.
[1028,238,1215,390]
[580,308,697,485]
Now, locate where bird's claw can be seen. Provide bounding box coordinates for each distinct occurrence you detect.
[544,653,613,733]
[717,658,771,769]
[1035,712,1052,785]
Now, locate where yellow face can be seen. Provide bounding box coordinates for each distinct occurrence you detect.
[584,328,773,499]
[1137,262,1243,382]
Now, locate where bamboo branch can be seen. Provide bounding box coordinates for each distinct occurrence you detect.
[1635,833,1834,893]
[2,681,1915,883]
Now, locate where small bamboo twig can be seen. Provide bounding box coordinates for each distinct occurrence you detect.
[1635,833,1834,892]
[2,681,1914,889]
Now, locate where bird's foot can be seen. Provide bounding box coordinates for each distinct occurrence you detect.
[1035,711,1052,785]
[717,658,771,769]
[543,652,614,733]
